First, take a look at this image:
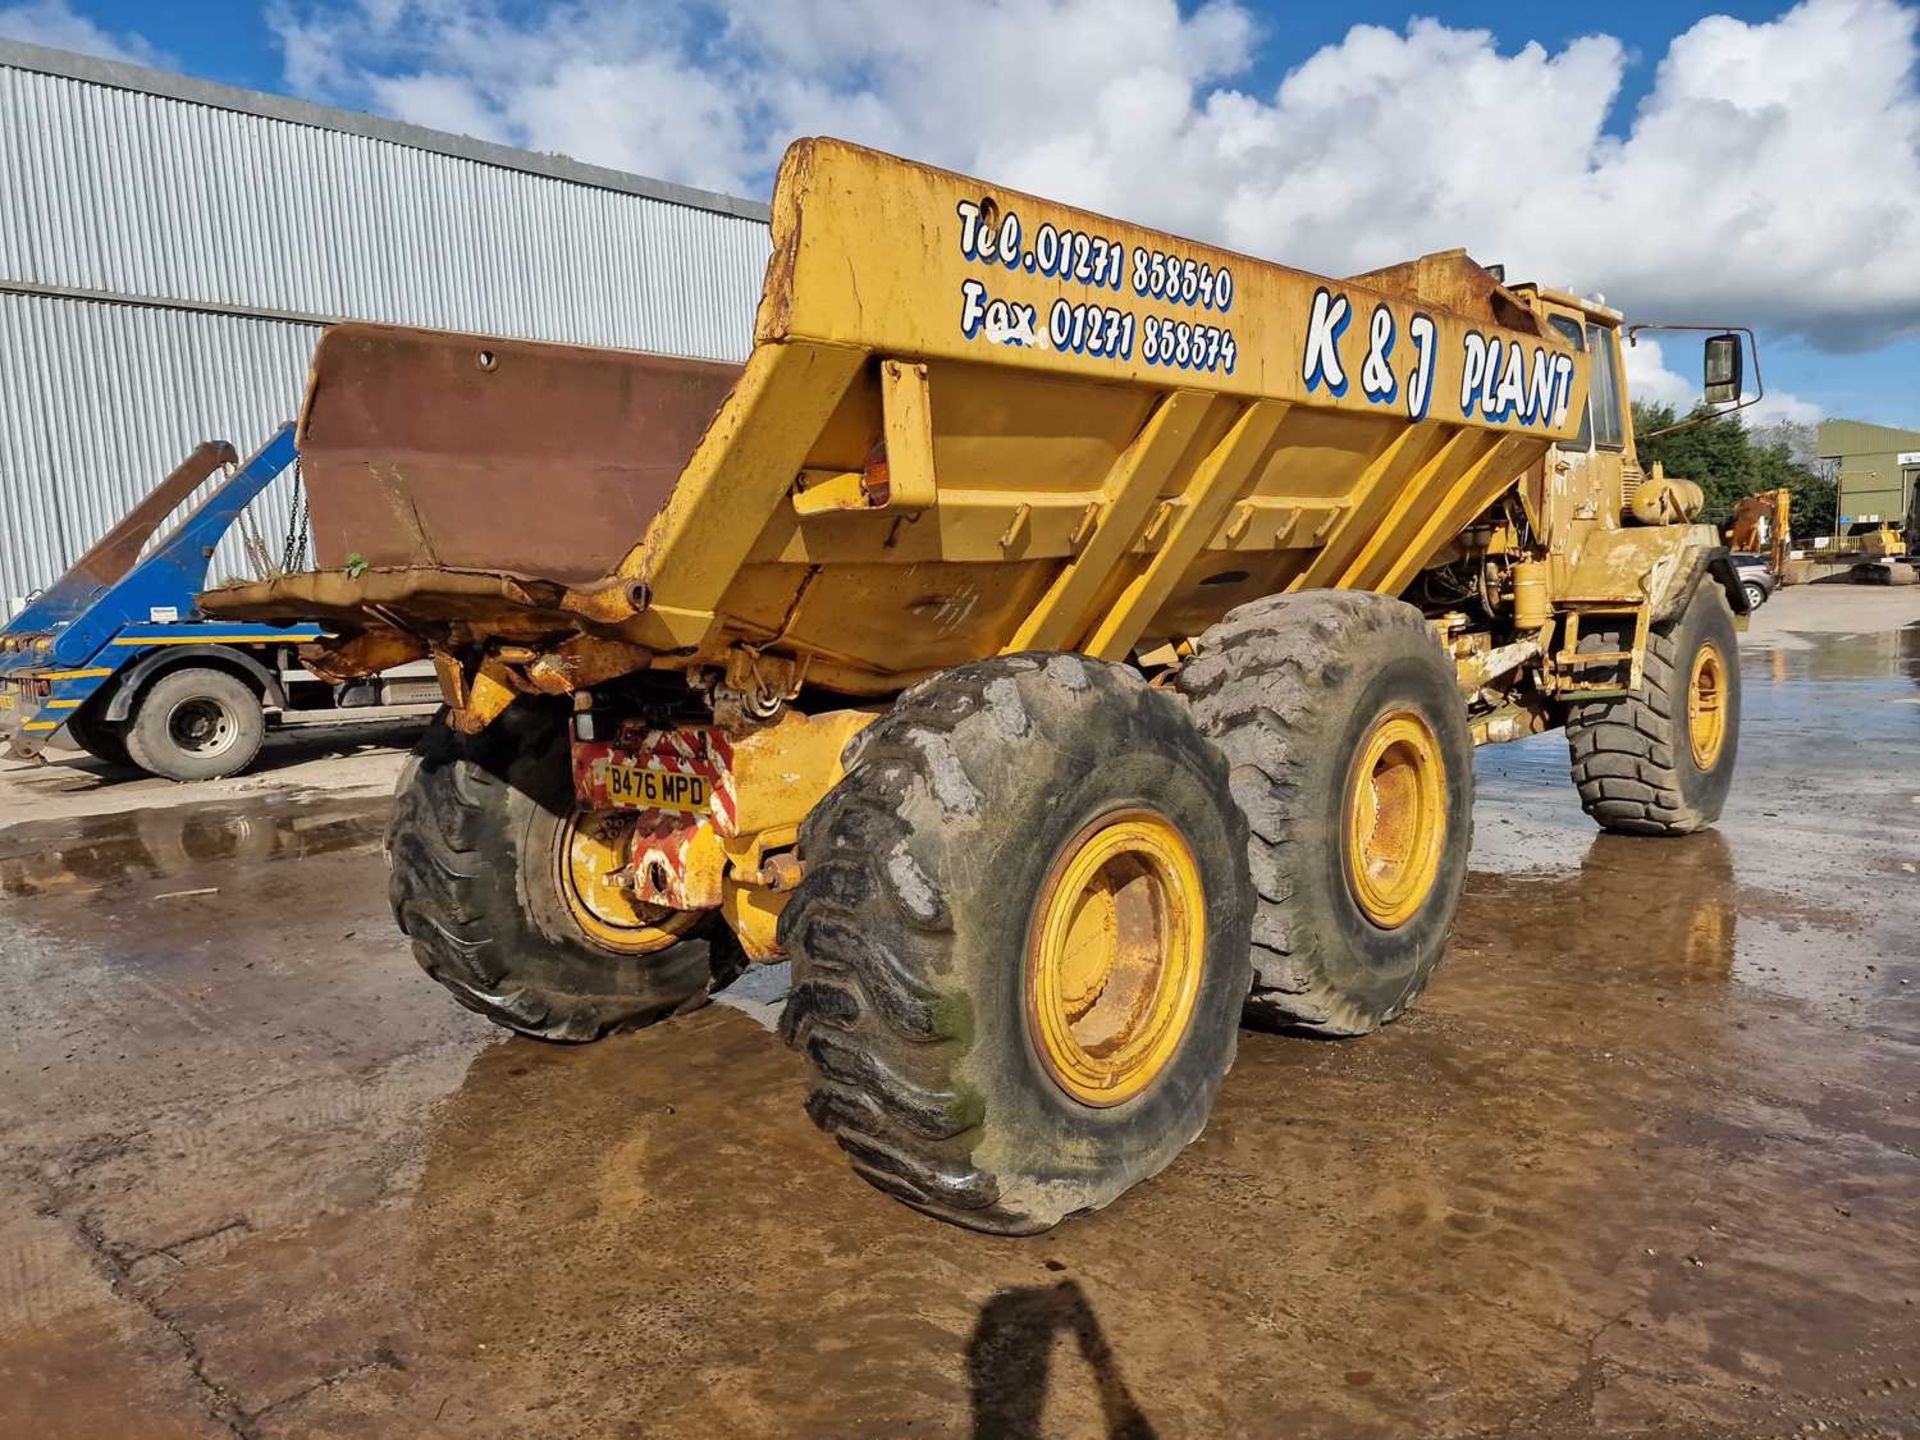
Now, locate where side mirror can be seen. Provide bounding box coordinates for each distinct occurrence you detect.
[1703,333,1743,406]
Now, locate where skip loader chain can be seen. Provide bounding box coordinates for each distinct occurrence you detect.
[208,139,1751,1232]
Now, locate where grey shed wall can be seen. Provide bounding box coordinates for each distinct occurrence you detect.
[0,39,772,613]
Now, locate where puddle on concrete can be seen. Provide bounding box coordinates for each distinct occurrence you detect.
[0,610,1912,1438]
[1468,828,1742,975]
[1740,617,1920,683]
[0,796,386,899]
[1470,620,1915,1027]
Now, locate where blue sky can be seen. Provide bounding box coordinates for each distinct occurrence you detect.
[79,1,1811,111]
[10,0,1920,433]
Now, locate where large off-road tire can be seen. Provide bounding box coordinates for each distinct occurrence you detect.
[62,702,132,768]
[1567,582,1739,836]
[387,703,745,1042]
[779,653,1252,1234]
[1176,590,1475,1037]
[124,667,266,781]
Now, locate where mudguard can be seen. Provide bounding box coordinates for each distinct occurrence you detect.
[101,644,289,723]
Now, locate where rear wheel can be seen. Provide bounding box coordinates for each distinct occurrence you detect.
[387,703,745,1041]
[124,667,266,781]
[63,703,132,768]
[1176,590,1475,1036]
[779,654,1252,1234]
[1568,582,1739,836]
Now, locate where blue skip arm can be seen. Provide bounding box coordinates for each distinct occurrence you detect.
[0,424,320,760]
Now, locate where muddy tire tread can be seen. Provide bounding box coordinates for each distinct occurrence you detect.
[1566,598,1728,836]
[780,652,1241,1233]
[1177,590,1471,1037]
[388,710,738,1042]
[780,659,1043,1227]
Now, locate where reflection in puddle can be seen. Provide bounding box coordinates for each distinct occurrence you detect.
[0,799,385,897]
[1467,830,1739,979]
[1462,813,1900,1022]
[1742,619,1920,683]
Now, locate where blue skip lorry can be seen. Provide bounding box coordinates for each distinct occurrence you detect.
[0,424,430,781]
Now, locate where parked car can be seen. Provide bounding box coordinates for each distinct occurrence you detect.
[1729,552,1778,609]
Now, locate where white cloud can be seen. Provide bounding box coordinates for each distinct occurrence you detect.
[0,0,168,66]
[1624,334,1825,425]
[1621,336,1699,411]
[272,0,1920,354]
[1742,388,1825,426]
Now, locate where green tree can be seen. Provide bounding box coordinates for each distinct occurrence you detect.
[1631,402,1834,539]
[1746,420,1837,537]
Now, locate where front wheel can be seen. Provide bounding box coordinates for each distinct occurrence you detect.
[1567,582,1740,836]
[1743,580,1767,610]
[779,654,1252,1234]
[387,704,745,1041]
[124,667,265,781]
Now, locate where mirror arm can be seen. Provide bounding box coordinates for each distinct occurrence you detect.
[1625,323,1764,440]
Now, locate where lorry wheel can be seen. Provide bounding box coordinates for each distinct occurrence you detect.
[1176,590,1475,1037]
[124,667,266,781]
[779,653,1252,1234]
[387,703,745,1042]
[62,705,132,768]
[1568,582,1739,836]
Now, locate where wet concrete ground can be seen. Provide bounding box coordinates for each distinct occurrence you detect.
[0,587,1914,1440]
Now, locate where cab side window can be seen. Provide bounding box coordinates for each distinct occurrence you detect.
[1587,324,1625,451]
[1549,317,1590,452]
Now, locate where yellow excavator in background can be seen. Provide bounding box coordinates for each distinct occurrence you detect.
[1728,487,1792,584]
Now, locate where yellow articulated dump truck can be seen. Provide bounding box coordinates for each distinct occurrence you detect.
[208,140,1753,1233]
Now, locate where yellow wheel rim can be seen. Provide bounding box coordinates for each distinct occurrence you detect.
[1687,642,1728,770]
[1026,809,1206,1108]
[1343,710,1447,930]
[554,809,698,956]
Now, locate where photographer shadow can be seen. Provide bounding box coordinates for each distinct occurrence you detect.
[967,1278,1156,1439]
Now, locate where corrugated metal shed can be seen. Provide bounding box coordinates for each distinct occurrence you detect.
[0,38,772,611]
[0,292,320,599]
[1817,418,1920,524]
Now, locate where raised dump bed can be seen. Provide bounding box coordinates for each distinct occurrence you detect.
[292,326,741,583]
[208,139,1751,1233]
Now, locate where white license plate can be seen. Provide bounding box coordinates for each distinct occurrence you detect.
[605,762,711,813]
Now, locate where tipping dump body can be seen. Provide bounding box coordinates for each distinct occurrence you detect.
[296,327,741,582]
[207,139,1590,696]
